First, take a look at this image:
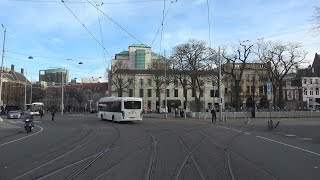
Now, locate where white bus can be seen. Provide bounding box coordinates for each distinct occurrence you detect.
[26,102,45,116]
[98,97,143,122]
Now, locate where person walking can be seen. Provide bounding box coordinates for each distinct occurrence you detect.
[40,108,44,119]
[211,108,216,122]
[51,109,55,121]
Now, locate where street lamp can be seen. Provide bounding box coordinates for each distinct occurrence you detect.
[0,24,6,108]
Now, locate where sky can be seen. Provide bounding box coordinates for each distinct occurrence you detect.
[0,0,319,82]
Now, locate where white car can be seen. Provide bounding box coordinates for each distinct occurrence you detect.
[7,110,22,119]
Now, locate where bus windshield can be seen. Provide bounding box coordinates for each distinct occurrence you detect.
[124,101,141,109]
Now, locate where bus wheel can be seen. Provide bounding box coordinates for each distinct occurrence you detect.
[112,115,115,123]
[101,114,104,121]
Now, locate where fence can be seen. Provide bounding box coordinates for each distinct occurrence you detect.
[189,111,320,119]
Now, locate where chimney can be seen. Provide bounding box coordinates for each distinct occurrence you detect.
[21,68,24,75]
[11,64,14,71]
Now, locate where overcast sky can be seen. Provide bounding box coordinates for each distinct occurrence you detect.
[1,0,319,82]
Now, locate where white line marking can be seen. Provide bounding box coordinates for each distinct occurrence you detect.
[299,138,313,141]
[256,136,320,156]
[285,134,296,137]
[244,132,251,135]
[230,128,242,133]
[314,166,318,169]
[0,125,44,147]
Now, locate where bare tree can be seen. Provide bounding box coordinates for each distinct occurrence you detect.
[171,40,216,112]
[256,41,307,109]
[222,41,254,111]
[108,61,132,97]
[148,59,167,112]
[311,5,320,34]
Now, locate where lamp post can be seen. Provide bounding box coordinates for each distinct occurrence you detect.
[252,76,256,118]
[0,24,6,108]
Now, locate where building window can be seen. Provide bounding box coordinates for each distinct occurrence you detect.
[200,80,204,86]
[303,79,307,84]
[147,79,152,86]
[128,78,133,86]
[174,89,178,97]
[139,89,144,97]
[215,90,219,97]
[310,88,314,95]
[148,89,152,97]
[129,89,133,97]
[183,89,187,97]
[246,86,250,93]
[210,90,214,97]
[304,89,308,95]
[259,86,263,94]
[310,79,313,84]
[174,79,178,87]
[200,89,204,97]
[316,79,319,84]
[147,100,151,109]
[166,89,170,97]
[140,79,143,86]
[316,88,319,95]
[166,79,170,86]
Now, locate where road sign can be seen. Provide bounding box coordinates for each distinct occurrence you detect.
[267,92,272,100]
[267,83,271,92]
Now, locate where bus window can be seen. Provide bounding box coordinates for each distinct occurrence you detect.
[124,101,141,109]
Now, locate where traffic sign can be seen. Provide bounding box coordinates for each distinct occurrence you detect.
[267,83,271,92]
[267,92,271,100]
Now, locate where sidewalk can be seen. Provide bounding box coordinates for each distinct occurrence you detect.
[0,117,23,139]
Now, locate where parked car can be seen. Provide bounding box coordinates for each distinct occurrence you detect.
[7,110,22,119]
[90,109,97,113]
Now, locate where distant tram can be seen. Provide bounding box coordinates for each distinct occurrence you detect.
[98,97,143,122]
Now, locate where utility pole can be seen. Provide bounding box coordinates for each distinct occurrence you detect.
[24,69,27,111]
[0,24,6,108]
[218,46,223,122]
[61,72,64,115]
[30,77,32,104]
[164,49,167,119]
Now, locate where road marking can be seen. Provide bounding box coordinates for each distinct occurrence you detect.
[285,134,296,137]
[244,132,251,135]
[314,166,318,169]
[299,138,313,141]
[256,135,320,156]
[0,117,3,122]
[0,125,44,147]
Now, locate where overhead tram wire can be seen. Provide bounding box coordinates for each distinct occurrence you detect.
[158,0,166,56]
[9,0,164,4]
[61,0,112,58]
[206,0,211,47]
[86,0,145,45]
[151,0,177,48]
[95,3,108,65]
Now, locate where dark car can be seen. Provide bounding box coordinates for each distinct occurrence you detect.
[90,109,97,113]
[4,105,24,115]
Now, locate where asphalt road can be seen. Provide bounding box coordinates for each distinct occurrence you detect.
[0,114,319,180]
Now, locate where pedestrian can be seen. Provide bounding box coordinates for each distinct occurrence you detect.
[40,109,44,119]
[211,108,216,122]
[175,108,178,118]
[51,109,55,121]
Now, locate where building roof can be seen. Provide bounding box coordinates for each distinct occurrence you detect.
[116,51,129,56]
[298,53,320,77]
[113,69,217,76]
[129,44,151,48]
